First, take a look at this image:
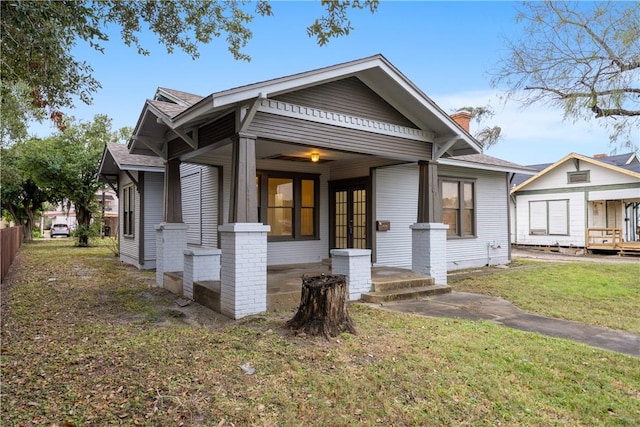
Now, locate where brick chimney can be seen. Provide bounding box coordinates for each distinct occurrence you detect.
[593,153,607,159]
[450,110,471,132]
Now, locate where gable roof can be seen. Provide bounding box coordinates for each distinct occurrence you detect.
[511,152,640,193]
[129,54,483,157]
[98,142,164,179]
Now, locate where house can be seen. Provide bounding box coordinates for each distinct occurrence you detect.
[510,152,640,253]
[98,143,165,268]
[40,188,119,236]
[100,54,533,319]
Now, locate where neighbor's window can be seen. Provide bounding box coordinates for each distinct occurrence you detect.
[257,172,319,240]
[529,200,569,235]
[123,184,135,237]
[567,170,590,184]
[441,178,475,238]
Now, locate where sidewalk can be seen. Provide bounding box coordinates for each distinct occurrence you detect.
[369,292,640,358]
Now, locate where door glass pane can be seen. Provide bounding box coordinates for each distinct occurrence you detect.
[352,189,366,249]
[334,190,348,249]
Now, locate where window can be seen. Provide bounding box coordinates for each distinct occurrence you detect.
[529,200,569,235]
[567,170,590,184]
[123,185,135,237]
[441,179,475,238]
[257,172,319,240]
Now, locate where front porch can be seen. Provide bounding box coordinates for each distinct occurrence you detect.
[176,262,450,315]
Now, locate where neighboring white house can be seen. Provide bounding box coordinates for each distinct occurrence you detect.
[98,54,533,318]
[510,152,640,250]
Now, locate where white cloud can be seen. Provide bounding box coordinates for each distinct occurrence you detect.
[431,90,639,165]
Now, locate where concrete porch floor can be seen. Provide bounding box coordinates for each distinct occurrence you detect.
[188,263,439,313]
[266,262,437,311]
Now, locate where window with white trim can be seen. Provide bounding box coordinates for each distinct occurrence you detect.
[123,185,135,237]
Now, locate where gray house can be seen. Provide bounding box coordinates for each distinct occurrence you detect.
[103,55,532,319]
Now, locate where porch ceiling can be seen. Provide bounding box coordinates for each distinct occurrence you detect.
[181,139,374,165]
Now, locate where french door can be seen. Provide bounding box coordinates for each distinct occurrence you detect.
[330,179,368,249]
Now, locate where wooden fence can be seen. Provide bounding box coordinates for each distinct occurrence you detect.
[1,226,25,282]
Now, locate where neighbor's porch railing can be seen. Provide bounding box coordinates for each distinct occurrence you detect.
[1,226,25,282]
[585,227,622,250]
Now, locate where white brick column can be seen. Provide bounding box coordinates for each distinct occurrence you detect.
[411,223,449,284]
[330,248,372,301]
[183,247,221,299]
[219,223,270,319]
[155,223,188,287]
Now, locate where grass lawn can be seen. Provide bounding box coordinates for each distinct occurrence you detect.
[452,260,640,335]
[2,241,639,426]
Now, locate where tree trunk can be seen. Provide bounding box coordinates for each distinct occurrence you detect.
[286,274,356,339]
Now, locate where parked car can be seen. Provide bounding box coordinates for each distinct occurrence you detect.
[50,223,70,238]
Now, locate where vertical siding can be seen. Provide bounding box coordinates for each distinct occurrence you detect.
[143,172,164,267]
[374,164,419,268]
[441,165,510,270]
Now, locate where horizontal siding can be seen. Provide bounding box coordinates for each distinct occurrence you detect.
[374,164,419,268]
[200,165,219,247]
[273,76,416,127]
[180,163,219,247]
[513,192,585,247]
[199,113,235,146]
[119,171,139,265]
[330,158,403,181]
[248,112,432,161]
[440,165,510,270]
[143,172,164,266]
[181,164,202,245]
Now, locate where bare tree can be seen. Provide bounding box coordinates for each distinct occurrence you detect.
[492,1,639,148]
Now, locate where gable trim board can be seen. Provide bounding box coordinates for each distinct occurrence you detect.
[514,182,640,196]
[512,152,640,193]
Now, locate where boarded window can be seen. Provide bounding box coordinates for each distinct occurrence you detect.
[529,200,569,235]
[182,170,202,245]
[567,170,590,184]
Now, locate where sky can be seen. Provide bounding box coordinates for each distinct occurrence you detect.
[28,1,639,166]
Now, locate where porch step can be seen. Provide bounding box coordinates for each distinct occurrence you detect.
[372,277,435,292]
[361,284,451,304]
[193,280,221,313]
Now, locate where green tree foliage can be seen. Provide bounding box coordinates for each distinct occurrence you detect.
[28,115,114,246]
[0,0,378,145]
[0,142,51,240]
[492,1,640,148]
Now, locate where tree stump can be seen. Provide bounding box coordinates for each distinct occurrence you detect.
[286,274,356,339]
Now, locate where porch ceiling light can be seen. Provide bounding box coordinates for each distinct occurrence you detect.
[310,152,320,163]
